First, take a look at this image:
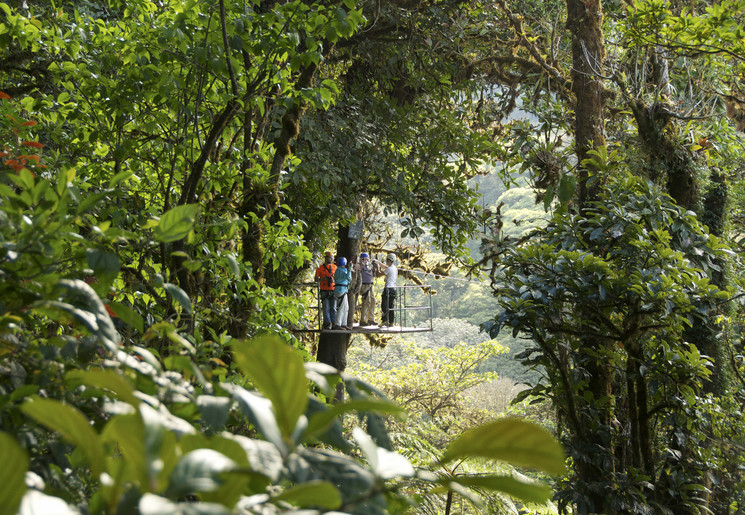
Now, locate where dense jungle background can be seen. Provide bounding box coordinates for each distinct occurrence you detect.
[2,0,745,513]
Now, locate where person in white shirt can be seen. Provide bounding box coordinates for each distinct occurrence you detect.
[379,253,398,326]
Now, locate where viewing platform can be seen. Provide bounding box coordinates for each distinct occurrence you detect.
[293,283,433,334]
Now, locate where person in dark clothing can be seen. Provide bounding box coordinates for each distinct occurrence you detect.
[379,253,398,326]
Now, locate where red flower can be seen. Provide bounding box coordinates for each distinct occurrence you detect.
[21,141,44,148]
[17,154,41,163]
[0,91,10,100]
[3,159,24,171]
[21,120,38,127]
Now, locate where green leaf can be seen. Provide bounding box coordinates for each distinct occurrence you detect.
[304,397,349,451]
[196,395,232,432]
[154,204,199,243]
[77,191,110,214]
[305,398,404,439]
[131,345,163,373]
[38,279,121,352]
[9,168,34,191]
[447,474,552,504]
[326,25,338,41]
[139,493,230,515]
[0,432,28,515]
[56,167,75,196]
[226,254,240,277]
[101,414,148,489]
[65,369,139,406]
[107,302,144,333]
[109,170,134,188]
[543,184,554,211]
[32,180,50,205]
[18,490,79,515]
[353,427,414,479]
[557,174,576,205]
[273,480,342,509]
[220,383,286,454]
[22,397,106,478]
[179,434,254,506]
[165,326,196,354]
[441,418,566,475]
[221,434,282,483]
[164,283,193,314]
[232,337,308,442]
[9,384,39,403]
[167,449,237,497]
[86,249,120,278]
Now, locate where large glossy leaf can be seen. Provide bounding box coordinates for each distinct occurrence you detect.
[101,414,148,489]
[34,279,121,352]
[232,337,308,442]
[0,432,28,515]
[196,395,232,432]
[303,361,339,396]
[139,402,195,439]
[304,397,349,451]
[86,249,120,279]
[153,204,199,243]
[220,383,286,454]
[166,449,237,498]
[139,493,230,515]
[179,434,254,507]
[65,369,139,406]
[19,490,79,515]
[222,434,283,483]
[305,398,405,440]
[77,191,110,214]
[163,283,193,315]
[446,474,552,504]
[353,427,415,479]
[21,397,106,478]
[441,418,566,475]
[294,447,377,503]
[273,480,342,509]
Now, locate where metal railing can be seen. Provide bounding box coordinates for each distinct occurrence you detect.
[296,282,433,333]
[393,283,434,332]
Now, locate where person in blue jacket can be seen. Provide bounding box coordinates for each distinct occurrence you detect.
[332,256,352,330]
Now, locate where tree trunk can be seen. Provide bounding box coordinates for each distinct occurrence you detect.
[566,0,606,206]
[565,0,613,510]
[316,222,361,401]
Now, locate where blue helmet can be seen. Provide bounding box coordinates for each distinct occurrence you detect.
[337,257,347,267]
[360,252,369,259]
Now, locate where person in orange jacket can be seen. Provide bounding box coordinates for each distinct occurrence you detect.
[314,251,337,329]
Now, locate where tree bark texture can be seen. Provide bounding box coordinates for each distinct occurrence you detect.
[630,99,699,210]
[565,1,613,511]
[316,222,361,401]
[566,0,606,206]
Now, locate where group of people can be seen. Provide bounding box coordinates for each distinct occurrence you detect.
[314,251,398,330]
